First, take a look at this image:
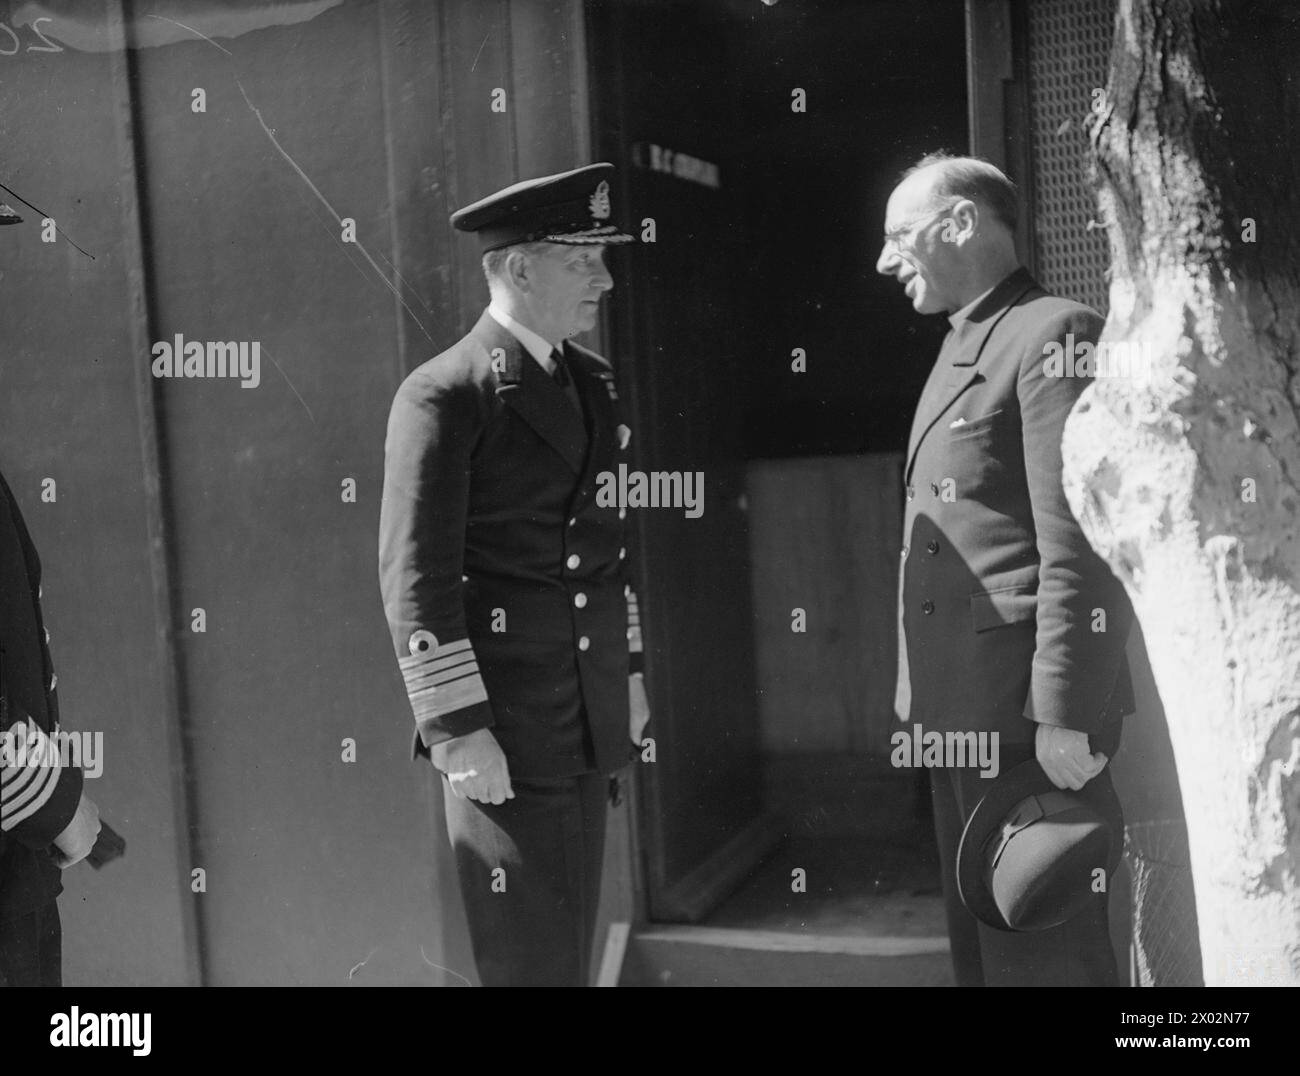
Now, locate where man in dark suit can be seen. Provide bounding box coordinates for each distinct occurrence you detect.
[379,163,649,987]
[1,467,101,986]
[877,153,1134,986]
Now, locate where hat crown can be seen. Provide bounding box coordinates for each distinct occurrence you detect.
[449,163,633,253]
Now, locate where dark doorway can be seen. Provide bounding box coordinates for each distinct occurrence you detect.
[589,0,968,982]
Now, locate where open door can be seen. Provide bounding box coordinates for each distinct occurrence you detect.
[588,0,772,923]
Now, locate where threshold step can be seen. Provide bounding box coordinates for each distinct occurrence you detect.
[621,925,953,987]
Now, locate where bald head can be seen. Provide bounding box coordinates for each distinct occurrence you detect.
[875,152,1022,315]
[900,153,1019,235]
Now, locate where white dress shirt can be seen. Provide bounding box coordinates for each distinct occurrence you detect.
[488,301,560,374]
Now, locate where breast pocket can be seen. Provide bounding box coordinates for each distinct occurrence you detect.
[946,408,1003,442]
[944,409,1007,493]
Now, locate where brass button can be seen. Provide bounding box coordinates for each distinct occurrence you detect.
[618,547,626,560]
[578,636,591,651]
[566,554,581,570]
[900,546,908,559]
[574,593,588,609]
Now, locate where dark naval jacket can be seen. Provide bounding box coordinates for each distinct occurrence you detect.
[895,268,1134,757]
[379,310,643,779]
[0,468,83,920]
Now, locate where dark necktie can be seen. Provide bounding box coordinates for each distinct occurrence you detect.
[551,348,571,386]
[551,348,584,418]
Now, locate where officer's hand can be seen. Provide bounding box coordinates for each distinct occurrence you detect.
[629,673,650,746]
[52,792,101,869]
[1035,724,1107,791]
[431,728,515,805]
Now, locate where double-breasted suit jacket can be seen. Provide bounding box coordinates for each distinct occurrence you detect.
[894,268,1133,755]
[379,310,642,779]
[0,468,83,920]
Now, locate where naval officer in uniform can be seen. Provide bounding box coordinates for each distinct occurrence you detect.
[1,202,102,986]
[379,163,649,987]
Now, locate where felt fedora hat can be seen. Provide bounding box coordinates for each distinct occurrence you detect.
[956,759,1123,933]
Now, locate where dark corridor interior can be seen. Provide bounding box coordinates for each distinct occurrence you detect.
[592,0,967,975]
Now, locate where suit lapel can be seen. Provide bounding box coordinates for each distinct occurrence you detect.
[903,269,1037,482]
[472,311,588,474]
[567,347,614,513]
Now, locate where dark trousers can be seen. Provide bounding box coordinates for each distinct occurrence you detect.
[929,750,1118,987]
[443,772,608,987]
[0,901,62,987]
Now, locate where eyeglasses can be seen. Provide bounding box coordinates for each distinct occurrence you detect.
[881,202,957,252]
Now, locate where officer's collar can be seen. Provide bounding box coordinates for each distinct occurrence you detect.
[487,301,561,375]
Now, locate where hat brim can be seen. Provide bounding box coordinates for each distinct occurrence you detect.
[956,758,1123,932]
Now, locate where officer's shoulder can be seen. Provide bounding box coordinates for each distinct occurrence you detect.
[397,333,497,402]
[565,340,614,375]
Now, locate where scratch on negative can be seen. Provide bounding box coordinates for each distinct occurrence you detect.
[261,345,315,424]
[232,80,435,345]
[348,947,378,980]
[144,13,235,56]
[470,32,491,72]
[146,14,435,346]
[375,248,434,318]
[420,945,473,987]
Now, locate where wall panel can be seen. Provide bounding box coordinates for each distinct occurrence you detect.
[747,455,903,757]
[0,2,195,985]
[2,0,597,985]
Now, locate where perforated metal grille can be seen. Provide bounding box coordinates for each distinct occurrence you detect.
[1026,0,1115,315]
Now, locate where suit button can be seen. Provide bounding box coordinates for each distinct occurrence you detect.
[906,486,915,501]
[930,482,940,496]
[900,546,908,559]
[618,547,626,560]
[574,592,588,608]
[926,540,940,555]
[566,554,581,570]
[568,517,577,528]
[578,636,591,651]
[921,600,934,615]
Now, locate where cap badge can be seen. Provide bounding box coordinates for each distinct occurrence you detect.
[589,180,611,221]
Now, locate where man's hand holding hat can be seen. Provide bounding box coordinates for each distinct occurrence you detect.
[1035,724,1107,791]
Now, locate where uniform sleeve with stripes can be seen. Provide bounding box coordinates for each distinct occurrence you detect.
[379,366,495,749]
[1,697,83,850]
